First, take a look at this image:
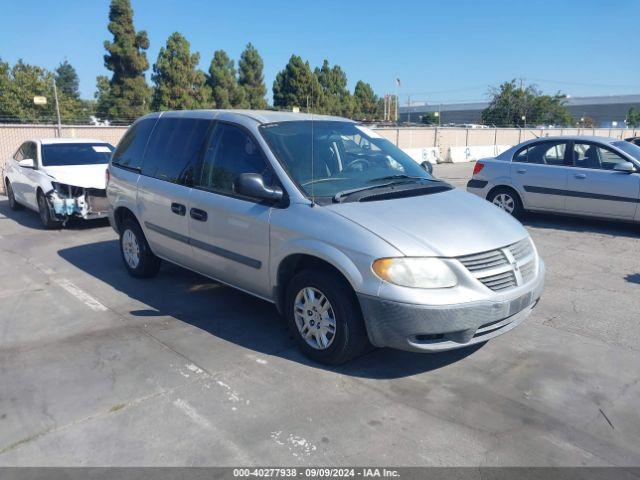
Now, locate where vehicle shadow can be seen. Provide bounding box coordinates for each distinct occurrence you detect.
[522,211,640,239]
[0,199,110,230]
[57,239,482,380]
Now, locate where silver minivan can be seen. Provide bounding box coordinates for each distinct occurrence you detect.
[107,110,545,364]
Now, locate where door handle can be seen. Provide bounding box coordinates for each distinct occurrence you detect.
[516,168,527,174]
[171,202,186,216]
[574,174,587,179]
[190,208,207,222]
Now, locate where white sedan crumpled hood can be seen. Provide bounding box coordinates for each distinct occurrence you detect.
[326,188,529,257]
[42,164,108,190]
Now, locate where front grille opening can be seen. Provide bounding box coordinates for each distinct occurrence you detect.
[413,333,445,343]
[456,238,535,293]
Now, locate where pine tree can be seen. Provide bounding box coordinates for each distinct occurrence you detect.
[151,32,211,111]
[55,61,80,99]
[273,55,323,112]
[238,43,267,109]
[315,59,352,117]
[208,50,247,109]
[99,0,150,122]
[353,81,378,120]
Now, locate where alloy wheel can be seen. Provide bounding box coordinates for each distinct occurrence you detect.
[492,193,515,213]
[122,229,141,269]
[293,287,337,350]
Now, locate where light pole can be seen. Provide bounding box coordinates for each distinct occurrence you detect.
[52,78,62,137]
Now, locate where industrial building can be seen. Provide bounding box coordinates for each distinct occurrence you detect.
[399,94,640,127]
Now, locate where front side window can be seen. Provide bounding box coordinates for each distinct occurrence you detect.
[13,143,27,161]
[259,121,433,199]
[142,118,211,184]
[514,141,567,166]
[612,141,640,162]
[572,143,630,170]
[198,123,275,195]
[41,143,114,167]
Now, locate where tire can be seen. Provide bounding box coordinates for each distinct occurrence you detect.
[6,180,24,211]
[37,190,62,229]
[285,269,370,365]
[119,216,161,278]
[487,187,524,218]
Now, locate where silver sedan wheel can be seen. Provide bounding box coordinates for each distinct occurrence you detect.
[122,229,141,269]
[293,287,337,350]
[492,193,515,214]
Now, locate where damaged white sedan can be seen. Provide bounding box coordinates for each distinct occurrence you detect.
[4,138,114,228]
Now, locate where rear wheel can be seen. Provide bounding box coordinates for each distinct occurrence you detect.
[119,216,161,278]
[286,269,369,365]
[6,180,23,211]
[487,187,524,218]
[37,190,62,229]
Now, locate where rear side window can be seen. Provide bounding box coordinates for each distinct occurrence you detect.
[142,118,212,185]
[514,141,567,166]
[112,117,157,171]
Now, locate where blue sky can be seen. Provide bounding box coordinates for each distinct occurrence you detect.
[1,0,638,103]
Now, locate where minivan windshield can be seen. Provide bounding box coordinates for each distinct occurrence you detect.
[260,121,434,199]
[41,143,114,167]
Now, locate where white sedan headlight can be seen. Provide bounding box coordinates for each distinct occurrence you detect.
[372,257,457,289]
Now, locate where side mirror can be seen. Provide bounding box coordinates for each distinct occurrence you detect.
[420,161,434,174]
[613,162,637,173]
[18,158,35,169]
[236,173,284,202]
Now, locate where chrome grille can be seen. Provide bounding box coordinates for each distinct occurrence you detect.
[457,250,508,272]
[457,238,536,292]
[480,270,517,291]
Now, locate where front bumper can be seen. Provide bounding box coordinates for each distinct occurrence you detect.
[47,187,109,220]
[357,265,545,352]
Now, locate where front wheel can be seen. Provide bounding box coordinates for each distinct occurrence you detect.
[6,180,24,211]
[285,270,370,365]
[119,217,161,278]
[37,190,62,229]
[487,187,524,218]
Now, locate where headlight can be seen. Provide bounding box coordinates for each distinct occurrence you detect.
[372,257,457,288]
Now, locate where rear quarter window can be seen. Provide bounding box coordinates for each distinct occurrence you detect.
[112,117,157,171]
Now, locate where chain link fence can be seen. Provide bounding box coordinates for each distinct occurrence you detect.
[1,123,638,194]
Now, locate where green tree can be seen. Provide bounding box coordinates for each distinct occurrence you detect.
[55,61,80,99]
[238,43,267,110]
[482,79,571,127]
[627,107,640,128]
[0,60,56,123]
[98,0,151,122]
[54,60,87,122]
[272,55,323,112]
[208,50,247,109]
[314,60,353,117]
[352,80,378,120]
[151,32,211,111]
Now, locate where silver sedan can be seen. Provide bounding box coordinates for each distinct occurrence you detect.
[466,136,640,223]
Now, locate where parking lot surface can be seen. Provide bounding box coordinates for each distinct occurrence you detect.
[1,162,639,466]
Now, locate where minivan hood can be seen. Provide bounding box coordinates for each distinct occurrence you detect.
[326,188,528,257]
[42,164,108,190]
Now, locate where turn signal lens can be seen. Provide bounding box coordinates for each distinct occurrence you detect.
[473,162,485,175]
[372,257,457,289]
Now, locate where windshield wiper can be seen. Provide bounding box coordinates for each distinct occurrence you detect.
[333,181,404,203]
[367,174,430,183]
